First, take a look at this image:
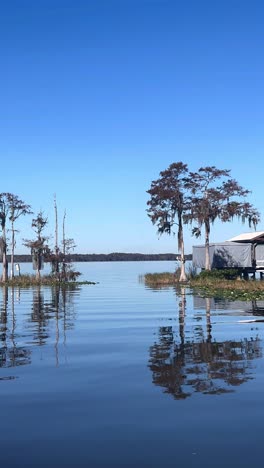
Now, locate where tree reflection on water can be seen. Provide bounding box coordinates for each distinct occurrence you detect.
[0,285,80,369]
[0,286,31,369]
[149,289,262,399]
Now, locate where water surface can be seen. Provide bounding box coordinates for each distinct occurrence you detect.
[0,261,264,467]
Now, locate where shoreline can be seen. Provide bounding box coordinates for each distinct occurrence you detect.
[144,272,264,300]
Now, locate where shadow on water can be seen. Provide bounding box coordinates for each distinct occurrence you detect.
[148,288,262,399]
[0,285,80,371]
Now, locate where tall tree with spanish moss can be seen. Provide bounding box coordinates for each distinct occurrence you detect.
[147,162,189,282]
[184,166,260,270]
[8,194,32,279]
[0,194,11,282]
[24,211,49,280]
[0,193,32,281]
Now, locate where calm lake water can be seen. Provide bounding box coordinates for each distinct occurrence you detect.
[1,261,264,467]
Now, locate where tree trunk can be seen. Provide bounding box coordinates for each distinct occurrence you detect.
[54,195,59,278]
[178,215,187,282]
[10,222,15,279]
[62,210,66,280]
[36,268,41,280]
[205,222,211,270]
[1,224,8,282]
[179,240,187,281]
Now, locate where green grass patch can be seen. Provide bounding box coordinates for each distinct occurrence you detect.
[190,273,264,300]
[144,272,178,286]
[0,274,97,288]
[190,285,264,301]
[143,268,264,300]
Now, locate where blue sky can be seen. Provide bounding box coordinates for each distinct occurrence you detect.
[1,0,264,254]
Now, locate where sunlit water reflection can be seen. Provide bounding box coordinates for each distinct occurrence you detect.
[0,262,264,467]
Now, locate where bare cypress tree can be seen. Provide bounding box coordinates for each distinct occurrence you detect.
[53,194,60,277]
[62,210,66,279]
[54,194,58,256]
[61,210,79,281]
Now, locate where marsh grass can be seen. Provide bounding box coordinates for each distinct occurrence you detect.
[189,275,264,300]
[143,269,264,300]
[144,272,178,286]
[144,264,198,286]
[0,274,96,287]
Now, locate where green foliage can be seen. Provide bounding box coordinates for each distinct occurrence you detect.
[194,287,264,301]
[197,269,241,281]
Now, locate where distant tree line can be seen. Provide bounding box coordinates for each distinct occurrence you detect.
[10,253,193,263]
[147,163,260,280]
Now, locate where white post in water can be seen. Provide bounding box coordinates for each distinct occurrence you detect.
[15,263,20,276]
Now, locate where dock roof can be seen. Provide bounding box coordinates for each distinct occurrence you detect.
[228,231,264,242]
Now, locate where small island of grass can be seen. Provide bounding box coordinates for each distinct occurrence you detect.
[144,268,264,300]
[0,274,97,288]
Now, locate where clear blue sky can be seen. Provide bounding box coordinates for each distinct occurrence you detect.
[1,0,264,254]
